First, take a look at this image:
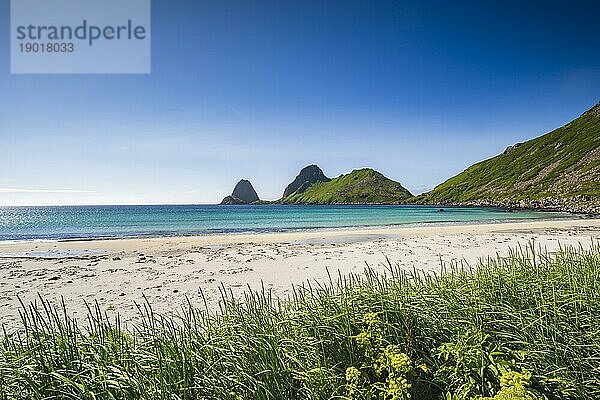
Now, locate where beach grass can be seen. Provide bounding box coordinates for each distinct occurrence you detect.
[1,242,599,399]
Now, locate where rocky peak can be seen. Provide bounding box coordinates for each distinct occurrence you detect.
[220,179,259,205]
[582,101,600,117]
[283,164,331,197]
[503,143,523,155]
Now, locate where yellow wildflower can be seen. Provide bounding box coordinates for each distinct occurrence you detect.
[345,366,361,383]
[362,312,379,327]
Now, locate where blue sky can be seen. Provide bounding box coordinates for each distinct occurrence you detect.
[0,0,599,205]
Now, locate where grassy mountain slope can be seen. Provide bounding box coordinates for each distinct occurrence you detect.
[415,102,600,213]
[281,168,413,204]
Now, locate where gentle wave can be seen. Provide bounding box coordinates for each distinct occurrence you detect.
[0,204,569,241]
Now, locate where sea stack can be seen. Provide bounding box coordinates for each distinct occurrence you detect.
[283,164,331,197]
[220,179,260,205]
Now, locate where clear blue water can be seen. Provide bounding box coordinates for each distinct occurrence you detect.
[0,205,566,241]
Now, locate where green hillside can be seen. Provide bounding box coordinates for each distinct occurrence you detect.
[415,102,600,213]
[281,168,413,204]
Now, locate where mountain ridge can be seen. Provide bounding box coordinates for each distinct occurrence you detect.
[411,101,600,214]
[217,102,599,214]
[280,167,413,204]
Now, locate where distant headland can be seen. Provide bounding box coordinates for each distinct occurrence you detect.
[221,101,600,214]
[220,165,413,206]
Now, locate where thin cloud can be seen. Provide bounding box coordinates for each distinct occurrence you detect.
[0,188,96,194]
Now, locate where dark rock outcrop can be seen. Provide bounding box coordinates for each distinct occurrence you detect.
[220,179,259,205]
[503,143,522,155]
[582,101,600,117]
[283,165,331,198]
[412,196,599,215]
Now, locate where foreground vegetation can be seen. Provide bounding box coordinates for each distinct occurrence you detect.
[1,242,600,399]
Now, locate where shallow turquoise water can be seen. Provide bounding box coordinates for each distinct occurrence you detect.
[0,205,566,241]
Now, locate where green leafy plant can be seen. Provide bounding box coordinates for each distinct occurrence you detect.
[345,312,428,399]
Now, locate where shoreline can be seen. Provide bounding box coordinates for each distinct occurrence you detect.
[0,217,596,256]
[0,211,581,247]
[1,217,599,330]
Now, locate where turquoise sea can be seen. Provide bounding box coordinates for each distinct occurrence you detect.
[0,205,566,241]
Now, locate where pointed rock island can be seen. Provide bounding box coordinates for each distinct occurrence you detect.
[220,179,260,205]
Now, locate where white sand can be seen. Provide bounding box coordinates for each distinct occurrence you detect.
[1,218,599,329]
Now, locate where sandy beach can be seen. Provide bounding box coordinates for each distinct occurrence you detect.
[1,217,599,330]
